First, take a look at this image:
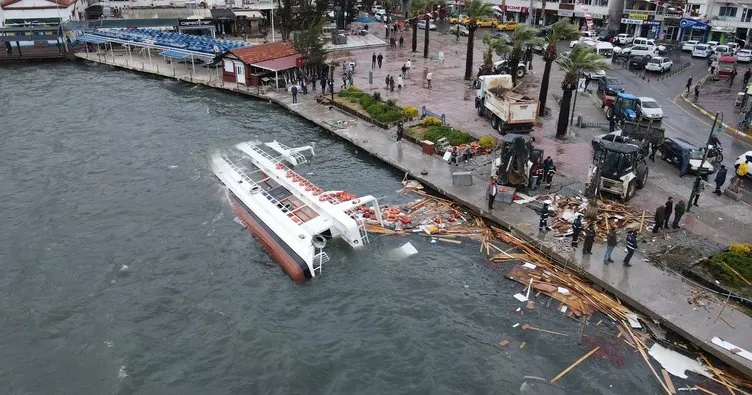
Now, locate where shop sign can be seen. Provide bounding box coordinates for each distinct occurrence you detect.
[628,13,649,20]
[178,19,214,27]
[645,21,661,26]
[678,18,709,30]
[505,5,527,12]
[620,18,644,25]
[558,10,574,17]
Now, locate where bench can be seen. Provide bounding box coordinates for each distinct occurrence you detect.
[420,105,446,124]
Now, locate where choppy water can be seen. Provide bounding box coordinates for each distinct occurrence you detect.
[1,62,667,394]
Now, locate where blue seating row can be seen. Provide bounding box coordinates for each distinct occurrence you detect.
[92,28,251,54]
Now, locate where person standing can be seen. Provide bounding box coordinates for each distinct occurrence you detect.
[377,53,384,69]
[623,230,637,267]
[543,156,556,189]
[426,71,433,89]
[372,52,377,69]
[653,205,665,233]
[686,76,693,93]
[401,63,408,78]
[539,203,552,231]
[663,197,673,228]
[290,83,299,104]
[604,228,617,264]
[405,59,412,78]
[487,177,499,210]
[692,178,703,206]
[571,214,582,248]
[582,224,596,255]
[397,75,403,91]
[385,74,390,89]
[730,68,738,87]
[672,200,686,229]
[714,165,728,195]
[396,121,404,143]
[341,72,348,89]
[399,36,404,48]
[694,83,700,102]
[744,68,751,86]
[389,75,395,92]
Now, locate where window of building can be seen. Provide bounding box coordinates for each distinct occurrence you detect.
[743,8,752,22]
[719,6,737,17]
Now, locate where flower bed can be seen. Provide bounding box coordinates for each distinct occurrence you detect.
[406,117,474,146]
[703,243,752,296]
[337,87,404,124]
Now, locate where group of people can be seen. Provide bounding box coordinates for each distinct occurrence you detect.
[652,196,687,233]
[528,156,557,190]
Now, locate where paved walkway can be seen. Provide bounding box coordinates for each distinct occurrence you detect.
[75,47,752,377]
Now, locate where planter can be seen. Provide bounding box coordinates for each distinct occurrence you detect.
[328,100,392,129]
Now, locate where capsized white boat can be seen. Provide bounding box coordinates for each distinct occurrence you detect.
[212,141,383,281]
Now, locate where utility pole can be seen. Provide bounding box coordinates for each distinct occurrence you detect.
[687,112,722,212]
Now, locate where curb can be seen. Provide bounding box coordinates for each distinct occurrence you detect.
[680,87,752,141]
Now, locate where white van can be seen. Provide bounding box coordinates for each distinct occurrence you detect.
[592,41,615,58]
[632,37,666,52]
[692,43,711,58]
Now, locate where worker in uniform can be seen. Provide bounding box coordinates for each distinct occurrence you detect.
[539,203,552,231]
[543,156,556,189]
[623,230,637,267]
[582,224,596,255]
[529,161,543,190]
[571,214,582,248]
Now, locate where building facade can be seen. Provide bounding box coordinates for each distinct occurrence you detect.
[490,0,625,32]
[1,0,85,27]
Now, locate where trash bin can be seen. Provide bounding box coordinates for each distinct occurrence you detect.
[421,140,435,156]
[498,186,516,204]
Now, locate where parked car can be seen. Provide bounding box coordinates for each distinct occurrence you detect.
[632,38,666,53]
[636,97,663,120]
[728,42,741,54]
[583,69,606,80]
[621,45,659,59]
[496,21,519,31]
[491,59,527,79]
[737,49,752,62]
[614,33,633,45]
[489,31,512,43]
[417,20,437,30]
[597,76,625,97]
[658,137,716,176]
[475,18,497,28]
[681,40,699,51]
[628,55,650,70]
[374,10,387,21]
[645,56,673,72]
[570,36,596,48]
[736,151,752,178]
[371,4,385,13]
[707,40,719,52]
[591,131,641,151]
[692,44,711,58]
[449,24,469,36]
[449,14,467,24]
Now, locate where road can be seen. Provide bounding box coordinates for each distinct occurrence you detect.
[560,41,752,204]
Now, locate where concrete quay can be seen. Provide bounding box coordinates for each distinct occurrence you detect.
[74,48,752,378]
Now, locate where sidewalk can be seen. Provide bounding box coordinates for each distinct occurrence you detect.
[75,47,752,377]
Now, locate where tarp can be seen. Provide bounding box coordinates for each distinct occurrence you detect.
[78,35,107,44]
[252,54,299,71]
[160,49,191,59]
[354,16,375,23]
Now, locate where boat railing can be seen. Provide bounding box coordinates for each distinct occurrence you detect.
[312,252,330,276]
[223,156,284,209]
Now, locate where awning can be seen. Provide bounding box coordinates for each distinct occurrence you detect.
[711,26,736,33]
[252,54,299,71]
[160,49,191,59]
[78,34,107,44]
[234,10,263,19]
[211,8,236,20]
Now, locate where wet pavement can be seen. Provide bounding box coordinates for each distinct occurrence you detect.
[76,41,752,377]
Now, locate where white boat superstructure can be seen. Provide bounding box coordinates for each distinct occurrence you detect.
[212,141,382,281]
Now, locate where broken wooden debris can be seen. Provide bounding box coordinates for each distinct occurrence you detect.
[550,346,601,383]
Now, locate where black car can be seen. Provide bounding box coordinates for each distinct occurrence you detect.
[628,55,649,70]
[658,137,715,175]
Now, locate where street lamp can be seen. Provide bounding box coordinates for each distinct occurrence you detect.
[687,111,722,212]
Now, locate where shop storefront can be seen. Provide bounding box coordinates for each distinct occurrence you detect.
[677,18,709,42]
[645,20,661,39]
[176,18,216,37]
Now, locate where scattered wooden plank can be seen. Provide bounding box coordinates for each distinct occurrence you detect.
[722,262,752,286]
[661,369,677,395]
[499,339,509,347]
[520,342,526,349]
[550,346,601,383]
[436,237,462,245]
[527,326,568,337]
[720,316,735,329]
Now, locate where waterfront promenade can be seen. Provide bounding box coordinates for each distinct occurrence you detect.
[75,48,752,377]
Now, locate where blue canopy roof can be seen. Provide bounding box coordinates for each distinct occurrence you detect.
[617,92,638,100]
[78,34,107,44]
[160,49,191,59]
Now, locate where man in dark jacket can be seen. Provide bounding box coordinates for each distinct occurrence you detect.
[663,197,673,228]
[582,224,596,255]
[539,203,552,231]
[372,52,377,69]
[571,214,583,248]
[672,200,686,229]
[604,229,617,264]
[653,205,665,233]
[623,230,637,266]
[714,165,728,195]
[543,157,556,189]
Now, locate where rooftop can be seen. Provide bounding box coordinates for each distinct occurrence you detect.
[229,42,298,65]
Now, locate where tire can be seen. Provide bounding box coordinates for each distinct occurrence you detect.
[624,180,636,202]
[716,153,724,163]
[606,106,613,119]
[516,67,526,79]
[645,54,652,60]
[497,118,506,134]
[477,103,484,117]
[660,151,668,161]
[637,167,648,189]
[491,115,499,129]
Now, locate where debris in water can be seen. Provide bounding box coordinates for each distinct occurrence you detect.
[396,242,418,257]
[648,343,710,379]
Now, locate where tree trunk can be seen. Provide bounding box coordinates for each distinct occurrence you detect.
[464,27,476,81]
[509,55,520,86]
[538,59,552,116]
[411,22,418,52]
[556,87,573,138]
[423,21,430,58]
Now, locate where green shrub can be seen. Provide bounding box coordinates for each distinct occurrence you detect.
[423,125,473,146]
[403,106,420,119]
[339,87,404,123]
[421,117,443,126]
[707,250,752,289]
[479,136,497,149]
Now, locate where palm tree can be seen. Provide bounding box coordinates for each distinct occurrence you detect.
[505,25,544,86]
[409,0,429,53]
[422,0,442,59]
[538,20,579,116]
[478,34,509,77]
[463,0,493,80]
[555,45,609,139]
